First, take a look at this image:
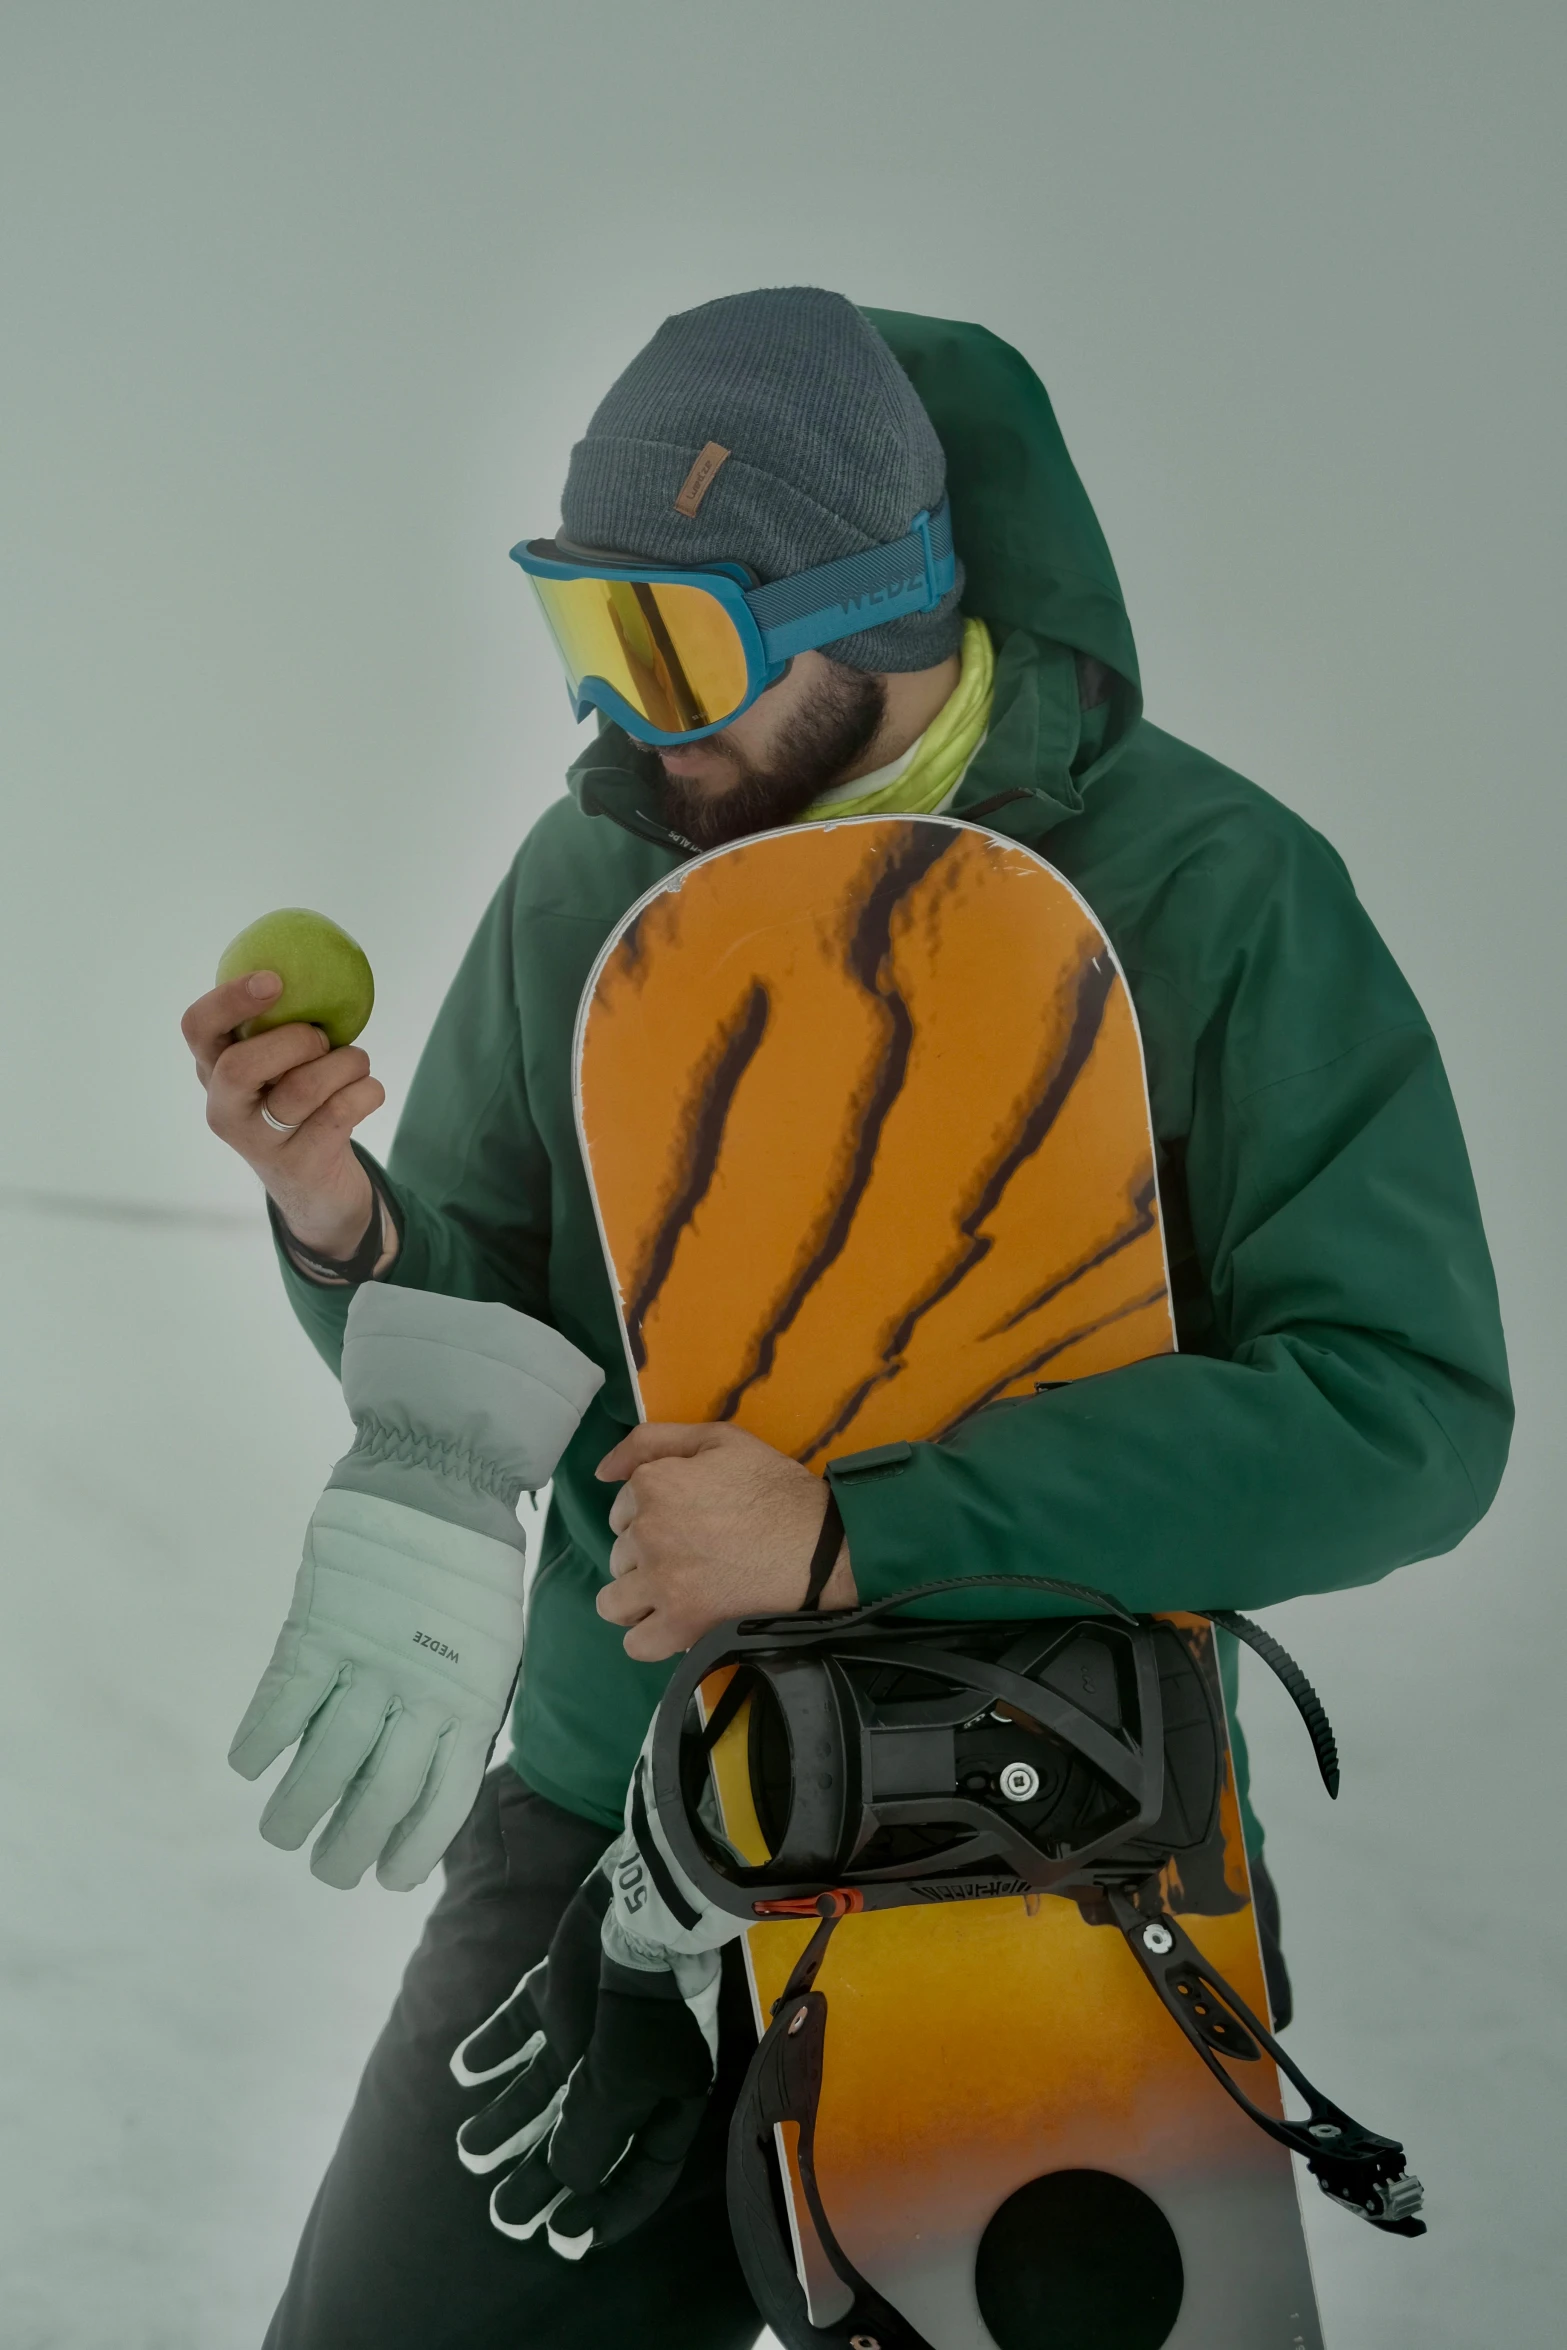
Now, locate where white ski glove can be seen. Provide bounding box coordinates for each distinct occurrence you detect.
[229,1285,603,1890]
[451,1721,745,2256]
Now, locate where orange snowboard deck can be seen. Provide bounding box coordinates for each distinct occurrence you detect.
[576,816,1321,2349]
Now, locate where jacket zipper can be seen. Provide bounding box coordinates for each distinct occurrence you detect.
[578,776,697,858]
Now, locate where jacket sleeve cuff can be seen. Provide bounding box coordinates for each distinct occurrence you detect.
[826,1438,1086,1620]
[827,1442,935,1608]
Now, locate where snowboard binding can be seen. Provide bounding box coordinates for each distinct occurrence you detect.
[645,1575,1423,2350]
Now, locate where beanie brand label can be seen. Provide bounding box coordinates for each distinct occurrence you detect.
[674,442,731,517]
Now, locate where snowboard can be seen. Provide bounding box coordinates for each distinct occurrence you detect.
[576,815,1324,2350]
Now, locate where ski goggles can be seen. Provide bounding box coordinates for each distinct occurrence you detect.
[510,499,956,747]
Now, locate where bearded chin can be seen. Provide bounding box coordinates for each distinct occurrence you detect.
[660,761,822,850]
[658,663,886,850]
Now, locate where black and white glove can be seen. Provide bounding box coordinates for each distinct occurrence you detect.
[451,1737,743,2257]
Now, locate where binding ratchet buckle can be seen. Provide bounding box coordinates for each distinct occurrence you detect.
[1108,1883,1423,2235]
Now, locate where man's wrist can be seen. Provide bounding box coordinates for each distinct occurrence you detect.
[269,1155,400,1286]
[281,1180,374,1260]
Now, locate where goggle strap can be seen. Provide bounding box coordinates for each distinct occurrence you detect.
[747,499,956,665]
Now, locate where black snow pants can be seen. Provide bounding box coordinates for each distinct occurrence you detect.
[262,1765,1293,2349]
[262,1767,764,2350]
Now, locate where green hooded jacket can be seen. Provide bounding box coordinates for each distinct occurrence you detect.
[277,310,1511,1836]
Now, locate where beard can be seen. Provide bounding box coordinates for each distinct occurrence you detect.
[658,660,887,850]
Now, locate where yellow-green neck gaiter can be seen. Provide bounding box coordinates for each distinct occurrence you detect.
[797,617,994,824]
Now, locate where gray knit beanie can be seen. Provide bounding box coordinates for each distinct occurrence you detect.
[558,287,964,674]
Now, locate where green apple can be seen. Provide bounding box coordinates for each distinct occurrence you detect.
[216,908,375,1048]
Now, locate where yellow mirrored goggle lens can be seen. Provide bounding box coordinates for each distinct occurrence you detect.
[528,572,752,734]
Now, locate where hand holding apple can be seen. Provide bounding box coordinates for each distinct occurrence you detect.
[181,908,397,1272]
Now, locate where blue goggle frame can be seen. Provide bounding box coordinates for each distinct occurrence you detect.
[510,499,956,746]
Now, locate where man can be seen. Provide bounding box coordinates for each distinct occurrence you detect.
[181,289,1511,2349]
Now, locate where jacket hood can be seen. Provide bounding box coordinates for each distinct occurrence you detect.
[568,307,1142,843]
[866,310,1138,696]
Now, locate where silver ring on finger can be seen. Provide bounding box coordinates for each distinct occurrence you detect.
[260,1098,299,1135]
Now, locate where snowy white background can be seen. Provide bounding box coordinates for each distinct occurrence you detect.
[2,4,1562,2344]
